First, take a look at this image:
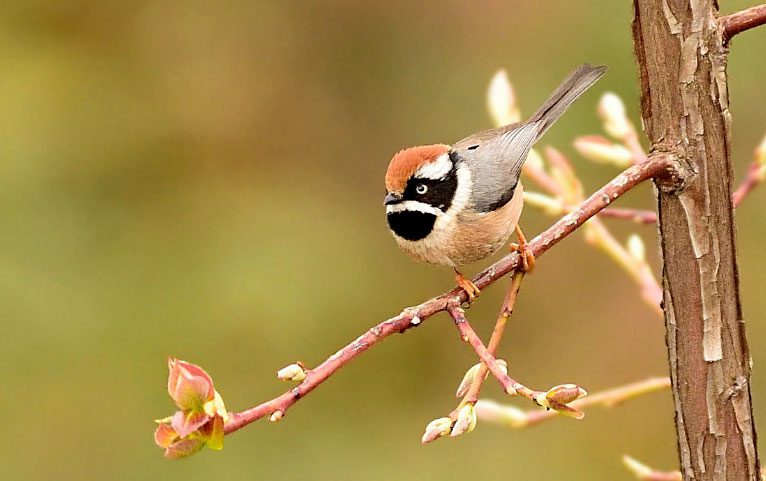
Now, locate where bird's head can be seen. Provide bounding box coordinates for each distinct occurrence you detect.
[384,144,461,241]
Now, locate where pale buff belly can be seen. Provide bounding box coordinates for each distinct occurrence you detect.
[394,183,524,267]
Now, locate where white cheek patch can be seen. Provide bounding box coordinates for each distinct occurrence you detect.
[386,200,442,216]
[434,163,472,231]
[414,153,452,180]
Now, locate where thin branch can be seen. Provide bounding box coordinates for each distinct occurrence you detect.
[223,153,675,435]
[453,271,525,414]
[585,218,663,315]
[584,156,764,226]
[623,455,766,481]
[476,376,670,428]
[733,160,765,206]
[721,4,766,43]
[623,456,683,481]
[599,206,657,224]
[447,302,539,401]
[523,159,565,197]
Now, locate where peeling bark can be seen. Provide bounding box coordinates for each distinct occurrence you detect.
[632,1,759,480]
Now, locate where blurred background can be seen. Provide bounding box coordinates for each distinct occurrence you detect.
[2,1,765,480]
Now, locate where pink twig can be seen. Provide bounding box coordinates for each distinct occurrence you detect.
[447,303,539,400]
[733,161,763,207]
[599,207,657,224]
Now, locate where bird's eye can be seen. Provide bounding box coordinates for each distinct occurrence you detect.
[415,184,428,195]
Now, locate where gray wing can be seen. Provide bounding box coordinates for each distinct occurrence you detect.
[450,64,606,213]
[451,121,539,213]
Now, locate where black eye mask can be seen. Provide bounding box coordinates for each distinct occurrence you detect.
[401,165,458,212]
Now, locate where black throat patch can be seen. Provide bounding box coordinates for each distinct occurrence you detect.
[387,211,437,241]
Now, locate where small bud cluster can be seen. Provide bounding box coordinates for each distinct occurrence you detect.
[154,358,230,458]
[535,384,588,419]
[420,403,479,444]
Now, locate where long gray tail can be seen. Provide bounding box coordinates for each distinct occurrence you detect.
[530,64,607,139]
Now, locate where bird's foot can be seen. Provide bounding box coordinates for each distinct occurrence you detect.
[509,225,536,273]
[454,268,480,302]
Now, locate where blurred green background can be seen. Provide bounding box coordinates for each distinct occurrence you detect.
[2,1,765,480]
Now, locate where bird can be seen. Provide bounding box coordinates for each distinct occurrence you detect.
[384,63,606,299]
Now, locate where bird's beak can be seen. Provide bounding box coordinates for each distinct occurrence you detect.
[384,192,402,205]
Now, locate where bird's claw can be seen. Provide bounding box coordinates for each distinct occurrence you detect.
[454,269,480,302]
[510,225,536,273]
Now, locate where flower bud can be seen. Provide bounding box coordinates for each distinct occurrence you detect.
[158,358,228,458]
[455,363,482,397]
[487,69,520,127]
[203,390,230,423]
[598,92,631,140]
[627,234,646,263]
[545,384,588,405]
[171,409,211,438]
[523,192,564,216]
[163,437,205,459]
[167,358,215,411]
[154,422,180,449]
[154,422,205,459]
[269,410,284,423]
[450,403,478,437]
[199,414,225,450]
[277,362,307,382]
[574,136,634,167]
[622,455,655,480]
[421,417,453,444]
[455,360,507,397]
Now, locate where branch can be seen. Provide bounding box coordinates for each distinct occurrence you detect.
[623,456,683,481]
[222,153,675,435]
[580,153,766,226]
[584,219,663,314]
[454,271,525,408]
[721,5,766,43]
[623,456,766,481]
[447,302,535,399]
[476,376,670,428]
[598,207,657,224]
[733,159,766,206]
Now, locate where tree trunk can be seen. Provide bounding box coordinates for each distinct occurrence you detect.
[632,1,759,480]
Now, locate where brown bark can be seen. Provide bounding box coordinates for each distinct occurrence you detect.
[632,1,759,481]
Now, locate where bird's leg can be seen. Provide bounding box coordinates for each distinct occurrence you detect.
[453,268,480,301]
[509,225,536,272]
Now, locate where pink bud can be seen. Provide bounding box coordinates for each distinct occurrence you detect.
[421,417,453,444]
[450,403,477,437]
[546,384,587,405]
[167,358,215,411]
[164,437,205,459]
[574,136,633,167]
[598,92,631,140]
[155,422,205,459]
[154,422,179,449]
[171,409,212,438]
[199,415,225,451]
